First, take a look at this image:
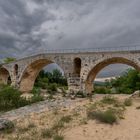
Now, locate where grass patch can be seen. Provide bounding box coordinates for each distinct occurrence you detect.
[41,118,66,139]
[101,96,118,105]
[52,121,65,133]
[41,128,54,138]
[124,98,132,106]
[53,134,64,140]
[87,108,117,124]
[136,106,140,109]
[59,115,72,123]
[17,122,36,133]
[80,118,88,125]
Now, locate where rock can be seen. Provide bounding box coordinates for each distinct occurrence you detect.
[70,95,76,100]
[131,90,140,98]
[0,119,14,131]
[57,88,63,93]
[21,93,33,99]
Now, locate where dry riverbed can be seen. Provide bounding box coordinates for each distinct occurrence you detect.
[0,94,140,140]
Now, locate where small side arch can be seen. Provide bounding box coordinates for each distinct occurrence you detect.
[73,57,81,76]
[0,67,11,85]
[14,64,18,76]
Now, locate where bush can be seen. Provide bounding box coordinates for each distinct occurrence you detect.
[136,106,140,109]
[124,98,132,106]
[87,109,117,124]
[41,128,54,138]
[60,115,72,123]
[101,96,118,105]
[31,87,41,95]
[0,85,44,112]
[0,85,30,111]
[94,87,111,94]
[53,134,64,140]
[52,121,64,133]
[30,95,44,103]
[48,83,57,91]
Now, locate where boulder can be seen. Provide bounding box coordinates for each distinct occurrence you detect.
[131,90,140,98]
[21,93,33,99]
[57,88,63,93]
[0,119,14,131]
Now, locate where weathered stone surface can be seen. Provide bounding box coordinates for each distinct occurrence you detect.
[0,119,14,131]
[0,99,82,121]
[131,90,140,98]
[57,88,63,93]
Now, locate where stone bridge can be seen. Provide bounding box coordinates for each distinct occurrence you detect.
[1,46,140,93]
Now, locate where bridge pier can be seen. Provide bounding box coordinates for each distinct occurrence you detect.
[67,73,87,94]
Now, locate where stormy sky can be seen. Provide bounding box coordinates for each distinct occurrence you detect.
[0,0,140,77]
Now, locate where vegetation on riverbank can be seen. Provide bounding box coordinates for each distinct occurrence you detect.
[94,69,140,94]
[0,84,44,112]
[34,69,67,93]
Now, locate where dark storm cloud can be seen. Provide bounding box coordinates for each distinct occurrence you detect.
[1,0,140,57]
[0,0,140,76]
[0,0,56,58]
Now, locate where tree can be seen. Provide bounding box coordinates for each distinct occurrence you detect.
[4,57,16,63]
[35,69,67,88]
[110,69,140,94]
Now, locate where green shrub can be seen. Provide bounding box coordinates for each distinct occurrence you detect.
[0,85,44,112]
[52,121,64,133]
[136,106,140,109]
[94,87,111,94]
[124,98,132,106]
[0,85,30,111]
[101,96,118,105]
[60,115,72,123]
[87,109,117,124]
[30,95,44,103]
[53,134,64,140]
[41,128,54,138]
[48,83,57,91]
[31,87,41,95]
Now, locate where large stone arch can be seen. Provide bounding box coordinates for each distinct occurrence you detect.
[85,57,140,93]
[0,67,11,85]
[19,58,65,92]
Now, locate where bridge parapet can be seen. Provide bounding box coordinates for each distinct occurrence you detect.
[13,45,140,60]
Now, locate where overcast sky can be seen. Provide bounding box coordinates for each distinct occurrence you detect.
[0,0,139,77]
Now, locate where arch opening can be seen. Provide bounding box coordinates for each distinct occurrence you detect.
[73,57,81,77]
[19,59,65,92]
[14,64,18,76]
[85,57,140,93]
[0,67,11,85]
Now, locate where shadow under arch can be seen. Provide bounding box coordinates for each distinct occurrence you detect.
[85,57,140,93]
[19,59,64,92]
[0,67,11,85]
